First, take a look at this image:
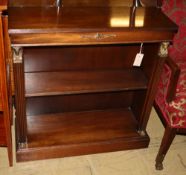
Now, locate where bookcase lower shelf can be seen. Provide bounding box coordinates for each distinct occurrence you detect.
[16,108,150,162]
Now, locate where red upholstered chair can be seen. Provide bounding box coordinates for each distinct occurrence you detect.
[154,0,186,170]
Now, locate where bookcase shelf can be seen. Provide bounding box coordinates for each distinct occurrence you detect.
[25,69,148,97]
[27,109,141,147]
[16,108,150,161]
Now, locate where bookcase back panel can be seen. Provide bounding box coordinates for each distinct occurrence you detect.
[24,45,140,72]
[26,91,134,116]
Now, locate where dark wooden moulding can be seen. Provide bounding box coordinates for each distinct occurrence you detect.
[8,5,177,162]
[0,0,13,166]
[0,112,6,146]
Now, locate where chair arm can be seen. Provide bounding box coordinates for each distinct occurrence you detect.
[165,57,180,102]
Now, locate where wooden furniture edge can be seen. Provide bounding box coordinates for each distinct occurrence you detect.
[0,14,13,166]
[9,31,175,47]
[165,57,180,102]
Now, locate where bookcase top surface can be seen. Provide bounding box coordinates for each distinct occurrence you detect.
[8,0,158,8]
[8,6,177,34]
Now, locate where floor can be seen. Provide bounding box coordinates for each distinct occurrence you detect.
[0,108,186,175]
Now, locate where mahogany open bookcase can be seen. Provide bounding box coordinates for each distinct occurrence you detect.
[0,0,177,165]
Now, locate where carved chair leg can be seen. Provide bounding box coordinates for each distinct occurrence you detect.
[155,126,176,170]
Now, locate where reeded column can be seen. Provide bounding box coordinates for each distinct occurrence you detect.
[12,47,27,148]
